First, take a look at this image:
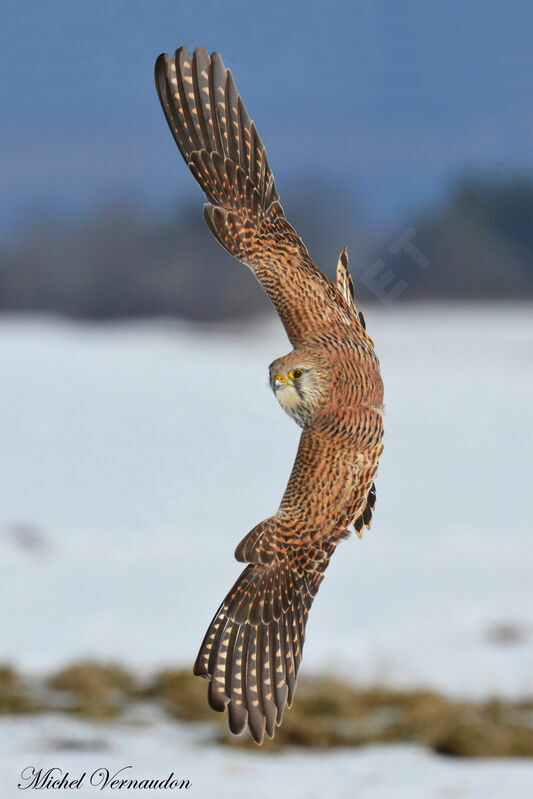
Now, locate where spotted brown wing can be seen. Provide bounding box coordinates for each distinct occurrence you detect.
[193,535,336,743]
[194,421,382,743]
[155,46,353,345]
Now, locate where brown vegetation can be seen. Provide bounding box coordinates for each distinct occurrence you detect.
[1,661,531,757]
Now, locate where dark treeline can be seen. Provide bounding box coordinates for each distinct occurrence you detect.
[1,174,532,321]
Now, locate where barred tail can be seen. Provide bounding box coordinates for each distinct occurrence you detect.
[155,46,287,262]
[193,543,334,744]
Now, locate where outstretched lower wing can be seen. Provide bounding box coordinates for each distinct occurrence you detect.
[237,416,383,564]
[155,47,352,345]
[193,535,336,743]
[196,420,382,742]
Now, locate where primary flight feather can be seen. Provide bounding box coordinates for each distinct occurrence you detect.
[154,46,384,744]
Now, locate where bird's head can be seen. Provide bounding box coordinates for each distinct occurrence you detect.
[269,353,327,427]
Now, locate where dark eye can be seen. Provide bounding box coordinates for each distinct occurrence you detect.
[290,369,303,380]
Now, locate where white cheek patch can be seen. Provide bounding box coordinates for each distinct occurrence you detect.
[277,385,300,411]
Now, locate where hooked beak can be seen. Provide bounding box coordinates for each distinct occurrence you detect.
[272,374,287,392]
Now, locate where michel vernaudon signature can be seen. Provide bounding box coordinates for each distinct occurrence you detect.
[18,767,192,791]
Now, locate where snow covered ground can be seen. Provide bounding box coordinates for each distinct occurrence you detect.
[1,306,532,695]
[2,711,533,799]
[1,306,532,796]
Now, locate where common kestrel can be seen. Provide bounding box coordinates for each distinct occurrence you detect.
[155,47,384,744]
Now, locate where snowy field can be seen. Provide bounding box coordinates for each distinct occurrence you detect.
[1,306,532,796]
[2,712,533,799]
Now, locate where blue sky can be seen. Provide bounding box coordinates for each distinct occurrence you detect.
[2,0,532,235]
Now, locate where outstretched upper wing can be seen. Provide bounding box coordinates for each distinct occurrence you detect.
[155,47,353,345]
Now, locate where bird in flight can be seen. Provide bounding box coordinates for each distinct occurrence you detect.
[155,47,384,744]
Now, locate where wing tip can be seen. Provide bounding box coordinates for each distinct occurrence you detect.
[154,52,169,93]
[340,246,348,268]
